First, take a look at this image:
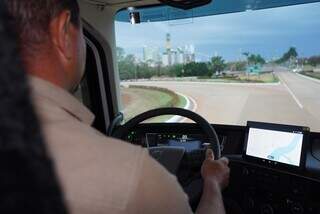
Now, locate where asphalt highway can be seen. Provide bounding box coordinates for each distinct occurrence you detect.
[124,71,320,132]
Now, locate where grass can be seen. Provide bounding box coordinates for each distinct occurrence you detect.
[206,73,280,83]
[300,71,320,80]
[121,86,187,123]
[236,73,280,83]
[139,72,280,84]
[148,93,187,123]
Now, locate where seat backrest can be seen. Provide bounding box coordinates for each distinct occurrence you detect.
[0,4,68,214]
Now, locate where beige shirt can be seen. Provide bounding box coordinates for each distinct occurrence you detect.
[30,77,192,214]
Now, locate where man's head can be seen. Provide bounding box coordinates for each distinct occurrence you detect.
[5,0,86,91]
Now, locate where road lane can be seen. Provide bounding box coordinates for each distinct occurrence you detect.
[277,71,320,127]
[123,73,320,132]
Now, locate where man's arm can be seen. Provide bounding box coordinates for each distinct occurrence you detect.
[196,181,225,214]
[128,149,229,214]
[128,150,193,214]
[196,149,230,214]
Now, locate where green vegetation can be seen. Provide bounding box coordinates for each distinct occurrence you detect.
[210,56,226,75]
[197,72,278,83]
[226,61,247,72]
[307,56,320,66]
[273,47,320,69]
[300,71,320,80]
[121,86,187,122]
[299,56,320,67]
[275,47,298,64]
[243,52,266,65]
[237,73,279,83]
[148,93,187,123]
[117,46,318,83]
[183,62,210,76]
[117,46,272,82]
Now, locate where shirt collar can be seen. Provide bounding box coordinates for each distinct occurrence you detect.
[29,76,95,125]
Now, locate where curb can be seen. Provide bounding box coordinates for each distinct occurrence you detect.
[166,92,198,123]
[296,73,320,84]
[128,80,281,87]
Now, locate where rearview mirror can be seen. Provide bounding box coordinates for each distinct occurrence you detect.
[129,11,141,24]
[159,0,212,10]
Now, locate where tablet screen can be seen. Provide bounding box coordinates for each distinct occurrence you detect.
[246,127,304,166]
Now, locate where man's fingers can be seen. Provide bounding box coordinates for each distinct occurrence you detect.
[219,157,229,165]
[206,149,214,160]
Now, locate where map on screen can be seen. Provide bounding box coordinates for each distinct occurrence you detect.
[246,128,304,166]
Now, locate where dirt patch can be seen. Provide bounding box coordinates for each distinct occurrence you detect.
[120,86,186,122]
[122,91,132,106]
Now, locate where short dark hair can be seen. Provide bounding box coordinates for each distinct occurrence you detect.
[5,0,80,48]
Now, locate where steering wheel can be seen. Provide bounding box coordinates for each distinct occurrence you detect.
[113,107,221,159]
[113,107,221,209]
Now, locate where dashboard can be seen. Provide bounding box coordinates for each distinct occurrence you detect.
[124,122,320,214]
[126,123,243,155]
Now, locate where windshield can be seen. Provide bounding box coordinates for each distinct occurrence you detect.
[115,2,320,132]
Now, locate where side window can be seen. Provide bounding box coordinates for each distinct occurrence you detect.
[75,21,119,134]
[72,27,114,134]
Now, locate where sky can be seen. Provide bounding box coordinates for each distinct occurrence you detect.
[115,2,320,62]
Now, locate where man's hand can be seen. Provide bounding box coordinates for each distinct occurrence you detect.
[196,149,230,214]
[201,149,230,190]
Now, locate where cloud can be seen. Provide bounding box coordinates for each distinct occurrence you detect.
[115,2,320,60]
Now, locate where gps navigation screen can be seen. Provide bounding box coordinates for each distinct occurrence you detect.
[246,128,304,166]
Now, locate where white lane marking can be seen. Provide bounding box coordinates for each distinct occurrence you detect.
[188,95,198,112]
[179,95,198,123]
[296,73,320,84]
[278,75,304,109]
[166,93,198,123]
[166,92,190,123]
[176,92,191,110]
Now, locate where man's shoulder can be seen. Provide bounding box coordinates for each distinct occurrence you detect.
[44,119,153,212]
[43,119,192,214]
[43,118,146,167]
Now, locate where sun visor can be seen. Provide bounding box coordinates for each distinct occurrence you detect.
[116,0,320,22]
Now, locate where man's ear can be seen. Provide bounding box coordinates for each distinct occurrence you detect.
[50,10,73,60]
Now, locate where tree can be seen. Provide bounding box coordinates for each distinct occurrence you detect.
[116,47,125,61]
[169,64,184,77]
[276,47,298,64]
[183,62,210,77]
[308,55,320,66]
[243,52,265,65]
[210,56,226,75]
[286,47,298,58]
[235,61,247,71]
[248,54,265,65]
[118,54,136,80]
[226,61,247,72]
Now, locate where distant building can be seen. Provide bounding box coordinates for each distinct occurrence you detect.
[166,33,172,52]
[141,33,197,67]
[162,53,169,67]
[184,45,196,63]
[176,48,184,64]
[143,46,161,67]
[142,46,151,62]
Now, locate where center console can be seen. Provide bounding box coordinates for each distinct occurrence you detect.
[224,122,320,214]
[225,159,320,214]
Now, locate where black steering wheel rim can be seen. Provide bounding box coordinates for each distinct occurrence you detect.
[113,107,221,160]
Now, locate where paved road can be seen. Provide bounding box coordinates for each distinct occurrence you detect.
[124,72,320,132]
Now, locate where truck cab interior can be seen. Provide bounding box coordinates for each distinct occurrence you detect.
[76,0,320,213]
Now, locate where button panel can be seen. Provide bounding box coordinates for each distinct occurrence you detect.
[224,161,320,214]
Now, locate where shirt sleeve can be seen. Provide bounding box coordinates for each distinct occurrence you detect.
[127,150,193,214]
